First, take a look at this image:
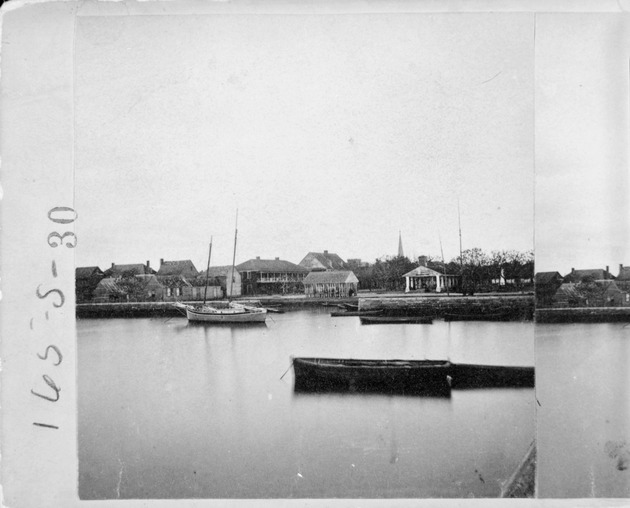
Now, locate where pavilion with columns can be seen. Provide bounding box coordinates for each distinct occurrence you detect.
[403,257,460,293]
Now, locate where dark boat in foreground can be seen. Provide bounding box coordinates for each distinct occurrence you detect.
[292,357,535,394]
[292,357,452,395]
[449,363,534,388]
[330,310,382,317]
[443,312,513,322]
[360,315,433,325]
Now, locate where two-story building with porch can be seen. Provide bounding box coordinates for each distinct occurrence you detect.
[236,257,308,295]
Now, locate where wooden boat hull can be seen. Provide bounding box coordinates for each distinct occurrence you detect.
[330,310,382,317]
[443,313,512,322]
[293,357,451,395]
[449,363,535,388]
[185,306,267,323]
[360,315,433,325]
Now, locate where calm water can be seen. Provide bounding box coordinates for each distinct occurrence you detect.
[537,323,630,498]
[78,308,534,499]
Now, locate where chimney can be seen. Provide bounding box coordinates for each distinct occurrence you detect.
[146,260,150,268]
[606,265,610,279]
[620,263,624,273]
[571,268,575,273]
[111,262,115,268]
[418,255,427,267]
[160,258,164,266]
[256,256,260,260]
[324,250,328,255]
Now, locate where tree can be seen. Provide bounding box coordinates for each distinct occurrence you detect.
[116,271,146,301]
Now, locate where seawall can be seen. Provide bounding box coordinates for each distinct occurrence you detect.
[76,297,357,318]
[536,307,630,323]
[359,295,535,320]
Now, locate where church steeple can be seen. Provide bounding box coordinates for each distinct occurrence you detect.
[398,230,404,258]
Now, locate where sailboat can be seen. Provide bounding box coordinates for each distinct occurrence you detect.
[175,212,267,323]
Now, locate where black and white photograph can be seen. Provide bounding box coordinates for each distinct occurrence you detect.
[73,10,536,500]
[0,1,628,506]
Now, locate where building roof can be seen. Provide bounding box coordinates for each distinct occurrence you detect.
[157,275,193,288]
[157,259,198,277]
[236,258,308,273]
[303,271,359,284]
[617,265,630,281]
[94,277,125,294]
[104,263,156,277]
[198,266,240,278]
[555,280,621,298]
[563,268,613,283]
[299,251,347,271]
[535,271,563,284]
[75,266,103,279]
[135,274,162,287]
[403,266,458,278]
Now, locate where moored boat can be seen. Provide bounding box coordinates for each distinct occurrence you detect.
[359,315,433,325]
[449,363,534,388]
[292,357,452,395]
[176,210,268,324]
[330,310,382,317]
[443,312,513,322]
[176,301,268,323]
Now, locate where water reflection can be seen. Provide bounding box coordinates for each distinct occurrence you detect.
[78,310,534,499]
[537,323,630,497]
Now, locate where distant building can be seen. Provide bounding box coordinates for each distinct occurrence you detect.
[75,266,104,303]
[403,257,459,293]
[92,277,126,303]
[237,257,308,295]
[157,259,199,278]
[198,266,242,298]
[615,263,630,292]
[103,261,157,278]
[347,258,370,268]
[135,274,165,301]
[535,271,564,308]
[553,280,627,307]
[563,267,614,283]
[298,250,347,272]
[303,271,359,298]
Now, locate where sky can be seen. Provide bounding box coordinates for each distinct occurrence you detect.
[535,14,630,275]
[74,13,536,270]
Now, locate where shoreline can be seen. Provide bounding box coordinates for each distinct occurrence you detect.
[76,293,535,319]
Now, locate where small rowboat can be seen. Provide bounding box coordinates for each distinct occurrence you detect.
[292,357,451,395]
[359,315,433,325]
[449,363,534,388]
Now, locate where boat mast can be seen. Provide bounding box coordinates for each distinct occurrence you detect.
[229,209,238,301]
[458,199,464,290]
[439,231,449,296]
[203,236,213,305]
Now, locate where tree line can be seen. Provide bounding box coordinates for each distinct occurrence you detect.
[347,248,534,293]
